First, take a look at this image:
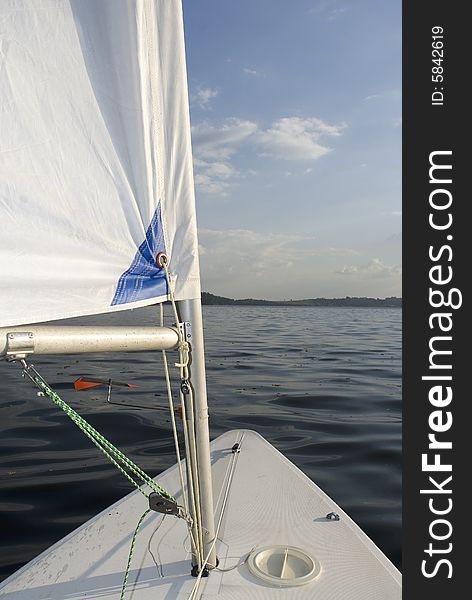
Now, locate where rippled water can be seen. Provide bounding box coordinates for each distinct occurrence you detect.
[0,306,401,579]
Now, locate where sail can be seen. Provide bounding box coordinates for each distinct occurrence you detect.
[0,0,200,327]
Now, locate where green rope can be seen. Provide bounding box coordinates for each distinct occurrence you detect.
[120,508,151,600]
[25,366,175,502]
[20,364,180,599]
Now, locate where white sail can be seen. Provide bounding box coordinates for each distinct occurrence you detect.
[0,0,200,327]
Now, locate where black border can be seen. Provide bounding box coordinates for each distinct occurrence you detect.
[403,2,467,596]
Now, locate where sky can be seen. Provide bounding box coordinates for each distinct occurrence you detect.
[182,0,401,300]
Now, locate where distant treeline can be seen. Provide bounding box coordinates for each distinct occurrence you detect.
[201,292,402,308]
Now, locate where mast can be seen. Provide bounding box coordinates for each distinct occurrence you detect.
[177,298,217,570]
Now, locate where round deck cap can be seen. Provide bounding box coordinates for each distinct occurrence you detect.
[247,545,320,587]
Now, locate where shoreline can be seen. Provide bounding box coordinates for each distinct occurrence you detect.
[201,292,402,308]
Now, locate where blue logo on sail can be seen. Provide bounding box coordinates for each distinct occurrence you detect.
[111,205,167,306]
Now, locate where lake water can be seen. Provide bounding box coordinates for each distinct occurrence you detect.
[0,305,401,580]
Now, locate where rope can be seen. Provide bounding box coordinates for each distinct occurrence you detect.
[19,361,184,598]
[159,303,200,564]
[160,303,188,514]
[16,259,213,595]
[161,261,205,568]
[178,387,203,568]
[215,549,254,572]
[187,433,245,600]
[147,514,166,578]
[183,382,204,566]
[21,363,175,502]
[119,508,151,600]
[15,269,211,596]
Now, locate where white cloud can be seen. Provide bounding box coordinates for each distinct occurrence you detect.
[192,116,344,163]
[337,258,401,279]
[199,228,359,297]
[204,162,236,179]
[193,174,229,195]
[200,228,356,272]
[193,158,238,195]
[243,67,261,77]
[391,211,402,217]
[326,7,347,20]
[200,229,300,273]
[255,117,345,160]
[192,119,258,160]
[191,86,219,109]
[191,120,256,194]
[364,93,383,101]
[364,90,401,102]
[191,115,345,195]
[308,2,347,21]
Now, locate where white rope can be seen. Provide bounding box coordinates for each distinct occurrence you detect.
[184,384,205,564]
[156,261,247,598]
[159,300,202,566]
[178,392,203,568]
[175,339,190,368]
[187,433,245,600]
[161,262,204,568]
[159,304,189,518]
[215,548,254,573]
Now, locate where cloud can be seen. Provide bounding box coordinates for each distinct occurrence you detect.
[193,173,229,195]
[191,116,345,194]
[191,120,257,193]
[254,117,345,160]
[308,1,347,21]
[192,119,258,160]
[192,117,344,162]
[243,67,261,77]
[193,158,238,195]
[326,7,347,20]
[337,258,401,279]
[198,228,360,297]
[203,162,236,179]
[191,86,219,109]
[200,228,356,271]
[391,211,402,217]
[200,229,301,273]
[364,93,383,101]
[364,90,401,102]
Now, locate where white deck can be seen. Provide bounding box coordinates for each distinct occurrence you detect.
[0,430,401,599]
